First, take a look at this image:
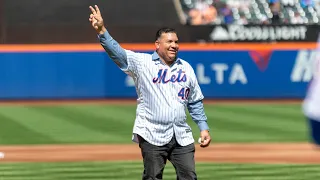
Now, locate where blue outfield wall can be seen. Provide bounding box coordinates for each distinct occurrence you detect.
[0,49,316,99]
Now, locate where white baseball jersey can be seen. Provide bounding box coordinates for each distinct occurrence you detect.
[122,50,204,146]
[303,58,320,120]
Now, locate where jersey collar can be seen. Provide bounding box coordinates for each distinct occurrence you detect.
[152,51,182,66]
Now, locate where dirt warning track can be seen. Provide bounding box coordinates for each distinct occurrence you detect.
[0,143,319,164]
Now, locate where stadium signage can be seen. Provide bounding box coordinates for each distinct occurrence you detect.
[195,63,248,85]
[0,50,312,99]
[210,25,308,42]
[291,50,317,82]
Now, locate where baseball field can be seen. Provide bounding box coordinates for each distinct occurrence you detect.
[0,99,320,180]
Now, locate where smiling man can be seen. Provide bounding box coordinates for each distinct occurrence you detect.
[89,5,211,180]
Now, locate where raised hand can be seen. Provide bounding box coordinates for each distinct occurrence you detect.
[89,5,105,34]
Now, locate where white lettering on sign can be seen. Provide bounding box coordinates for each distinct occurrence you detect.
[196,63,247,85]
[210,25,307,41]
[291,50,317,82]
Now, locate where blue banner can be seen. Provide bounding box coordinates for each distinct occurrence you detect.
[0,49,315,99]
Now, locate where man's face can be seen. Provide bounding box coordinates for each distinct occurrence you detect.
[155,32,179,64]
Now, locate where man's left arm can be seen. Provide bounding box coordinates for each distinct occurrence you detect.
[187,67,211,147]
[187,101,211,147]
[187,101,209,132]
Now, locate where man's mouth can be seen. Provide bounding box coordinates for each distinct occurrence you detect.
[169,50,177,54]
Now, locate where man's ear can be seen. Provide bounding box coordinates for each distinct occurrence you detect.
[155,40,160,50]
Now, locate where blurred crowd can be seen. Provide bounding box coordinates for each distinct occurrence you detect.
[182,0,320,25]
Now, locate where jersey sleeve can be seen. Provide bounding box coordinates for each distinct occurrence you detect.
[188,66,204,103]
[122,50,144,77]
[98,30,143,77]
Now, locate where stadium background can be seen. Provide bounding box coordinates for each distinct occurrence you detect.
[0,0,320,179]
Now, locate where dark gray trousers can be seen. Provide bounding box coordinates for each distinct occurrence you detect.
[138,135,197,180]
[307,116,320,145]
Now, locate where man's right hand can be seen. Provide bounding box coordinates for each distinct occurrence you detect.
[89,5,106,34]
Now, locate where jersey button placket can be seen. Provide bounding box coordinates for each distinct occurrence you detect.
[171,81,177,123]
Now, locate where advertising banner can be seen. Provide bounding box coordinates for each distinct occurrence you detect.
[0,48,316,99]
[192,24,320,43]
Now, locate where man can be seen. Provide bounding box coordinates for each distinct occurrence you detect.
[89,5,211,179]
[303,56,320,147]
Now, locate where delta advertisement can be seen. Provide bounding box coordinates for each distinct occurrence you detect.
[0,49,316,99]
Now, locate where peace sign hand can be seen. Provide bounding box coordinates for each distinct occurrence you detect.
[89,5,105,34]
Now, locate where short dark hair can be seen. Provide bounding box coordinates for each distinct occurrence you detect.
[155,27,177,40]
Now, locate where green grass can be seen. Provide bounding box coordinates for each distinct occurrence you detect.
[0,161,319,180]
[0,103,309,145]
[0,103,316,179]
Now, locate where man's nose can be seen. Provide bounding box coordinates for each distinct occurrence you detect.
[171,43,178,49]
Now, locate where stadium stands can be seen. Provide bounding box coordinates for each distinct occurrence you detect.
[180,0,320,25]
[1,0,320,43]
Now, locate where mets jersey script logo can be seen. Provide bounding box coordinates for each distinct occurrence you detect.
[124,50,204,146]
[152,69,190,100]
[152,69,187,83]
